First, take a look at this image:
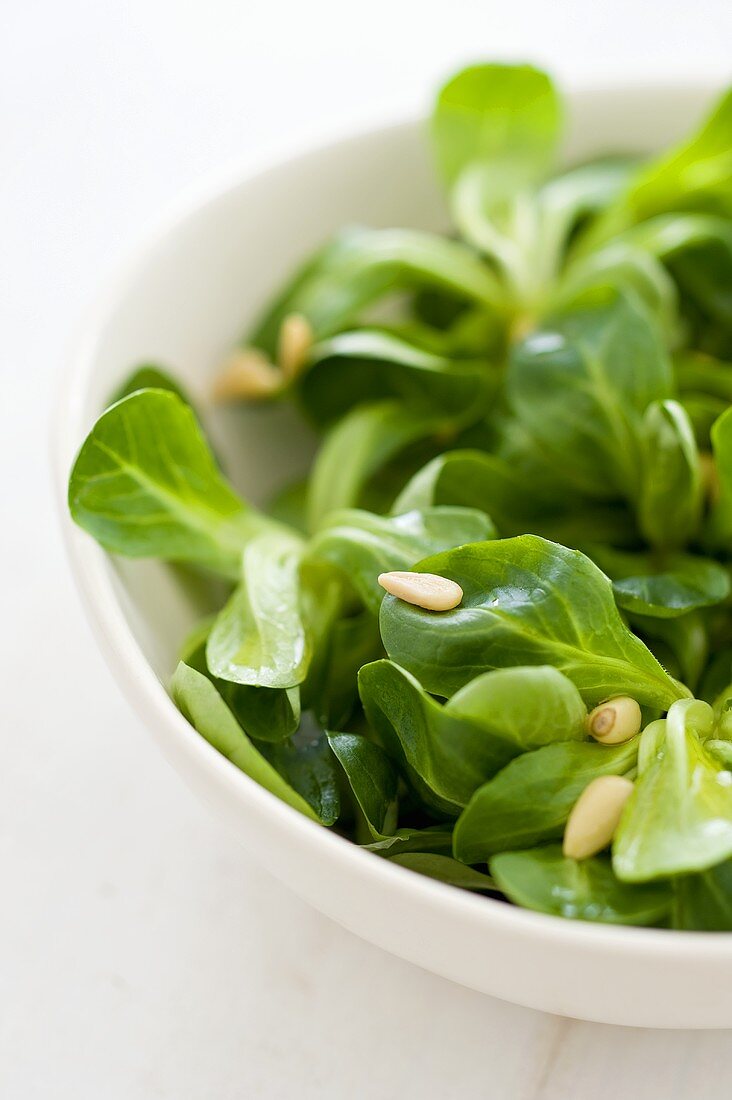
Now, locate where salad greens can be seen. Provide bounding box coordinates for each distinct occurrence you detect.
[69,63,732,930]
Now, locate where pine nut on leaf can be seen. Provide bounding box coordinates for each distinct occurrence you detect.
[378,571,463,611]
[586,696,642,745]
[212,349,283,402]
[278,313,313,381]
[563,775,635,861]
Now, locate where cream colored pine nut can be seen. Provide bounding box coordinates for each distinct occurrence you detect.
[586,696,642,745]
[278,313,313,381]
[377,571,463,611]
[211,349,283,402]
[563,775,635,860]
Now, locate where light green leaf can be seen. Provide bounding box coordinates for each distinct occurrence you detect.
[68,390,267,578]
[306,400,446,531]
[172,662,321,821]
[431,63,561,189]
[613,699,732,881]
[206,529,309,688]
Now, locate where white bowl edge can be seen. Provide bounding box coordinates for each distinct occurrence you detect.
[52,82,732,1029]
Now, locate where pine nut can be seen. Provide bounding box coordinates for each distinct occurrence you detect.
[586,696,642,744]
[563,775,634,860]
[278,313,313,381]
[377,571,463,611]
[211,349,283,402]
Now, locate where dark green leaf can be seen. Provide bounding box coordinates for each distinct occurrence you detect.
[248,227,505,356]
[507,286,673,500]
[453,738,638,862]
[589,544,729,618]
[308,506,495,614]
[380,535,687,707]
[181,622,300,743]
[638,400,702,549]
[306,401,451,531]
[387,852,495,891]
[257,716,340,825]
[673,859,732,930]
[327,732,399,837]
[299,329,495,427]
[491,846,671,925]
[360,660,586,815]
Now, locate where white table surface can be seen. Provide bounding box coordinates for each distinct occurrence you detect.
[3,1,732,1094]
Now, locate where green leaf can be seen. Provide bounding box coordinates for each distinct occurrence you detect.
[631,613,708,695]
[109,364,190,405]
[307,611,383,729]
[380,535,687,708]
[431,63,562,189]
[306,400,447,531]
[392,449,555,535]
[624,89,732,221]
[490,846,671,925]
[507,285,673,500]
[248,227,505,356]
[171,662,321,821]
[206,529,310,688]
[557,240,679,339]
[181,621,300,743]
[613,699,732,881]
[257,716,340,826]
[626,215,732,352]
[589,545,730,619]
[387,853,495,891]
[673,859,732,930]
[307,505,496,614]
[453,738,638,862]
[581,88,732,248]
[327,732,399,837]
[707,406,732,549]
[327,731,453,854]
[68,390,267,578]
[359,660,586,815]
[638,400,702,549]
[299,329,495,427]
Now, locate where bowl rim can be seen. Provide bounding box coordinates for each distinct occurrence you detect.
[54,76,732,962]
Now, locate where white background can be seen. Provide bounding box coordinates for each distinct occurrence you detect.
[3,1,732,1096]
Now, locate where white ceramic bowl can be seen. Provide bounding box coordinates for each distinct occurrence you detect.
[55,81,732,1029]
